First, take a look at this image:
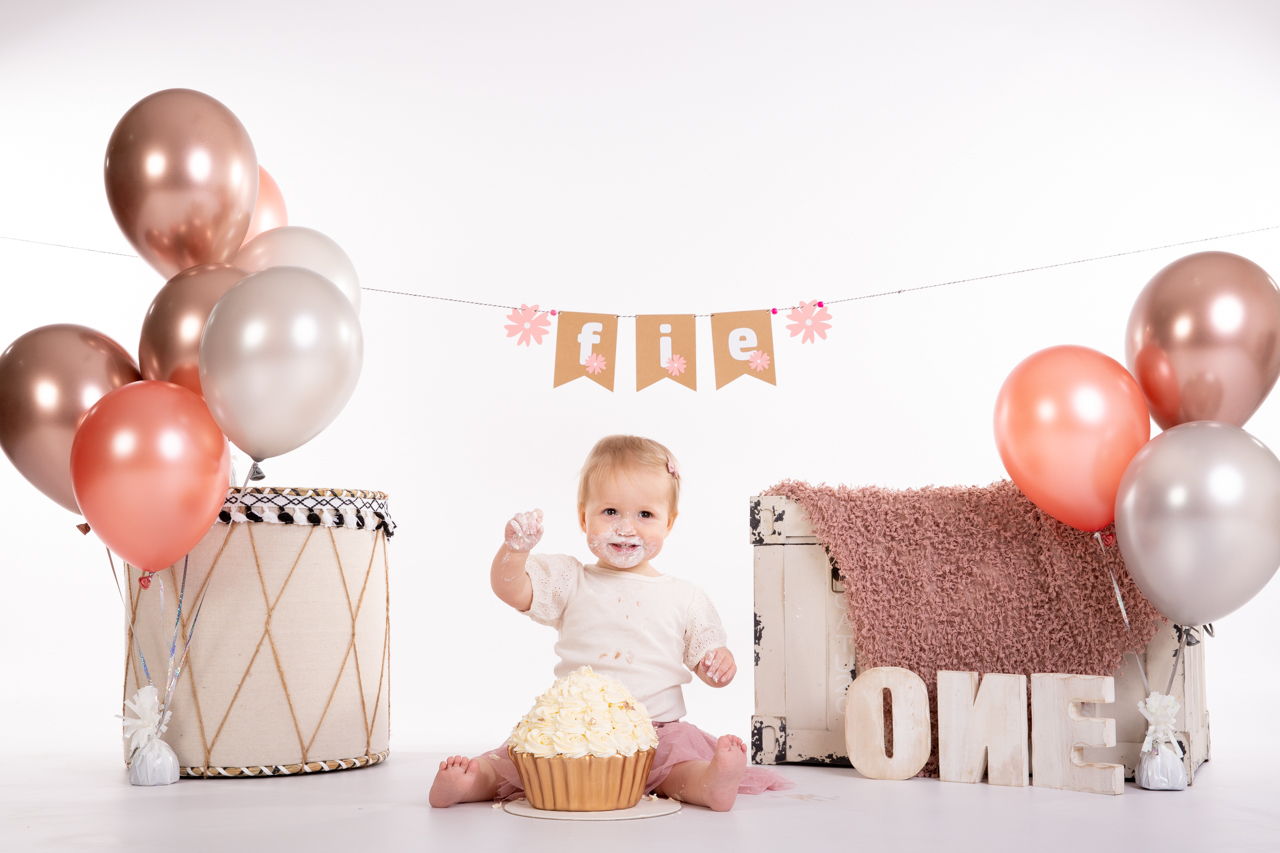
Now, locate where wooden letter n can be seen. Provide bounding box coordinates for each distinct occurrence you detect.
[937,671,1028,787]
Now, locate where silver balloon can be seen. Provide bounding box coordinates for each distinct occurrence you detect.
[199,266,362,461]
[233,226,361,314]
[1115,421,1280,625]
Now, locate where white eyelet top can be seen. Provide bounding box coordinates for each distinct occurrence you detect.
[522,553,728,722]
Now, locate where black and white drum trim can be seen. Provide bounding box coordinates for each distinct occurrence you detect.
[217,487,396,538]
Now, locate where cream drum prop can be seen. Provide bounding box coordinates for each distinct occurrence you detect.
[124,487,393,777]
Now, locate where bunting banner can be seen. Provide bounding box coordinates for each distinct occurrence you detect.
[711,310,777,389]
[636,314,697,391]
[553,312,618,390]
[10,221,1279,394]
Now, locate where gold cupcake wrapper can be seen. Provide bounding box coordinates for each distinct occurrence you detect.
[508,746,655,811]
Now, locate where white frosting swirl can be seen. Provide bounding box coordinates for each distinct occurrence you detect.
[510,666,658,758]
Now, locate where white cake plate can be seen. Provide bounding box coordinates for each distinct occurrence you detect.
[503,797,682,821]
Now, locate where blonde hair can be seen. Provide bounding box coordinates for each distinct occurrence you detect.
[578,435,681,513]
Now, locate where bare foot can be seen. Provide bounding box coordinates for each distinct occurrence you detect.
[429,755,481,808]
[701,735,748,812]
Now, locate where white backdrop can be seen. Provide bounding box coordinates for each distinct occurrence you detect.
[2,1,1280,759]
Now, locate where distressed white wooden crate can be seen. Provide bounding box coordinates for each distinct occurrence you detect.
[750,495,1211,782]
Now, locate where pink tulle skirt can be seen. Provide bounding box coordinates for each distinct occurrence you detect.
[480,720,793,801]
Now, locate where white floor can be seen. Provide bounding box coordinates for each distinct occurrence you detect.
[4,752,1278,852]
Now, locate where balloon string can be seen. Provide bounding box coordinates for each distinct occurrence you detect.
[161,557,188,709]
[169,566,208,707]
[1132,651,1150,696]
[1166,628,1187,697]
[155,575,165,678]
[104,545,125,608]
[186,461,255,599]
[163,557,193,713]
[1094,531,1147,693]
[108,548,154,688]
[167,463,258,707]
[111,464,255,713]
[1094,531,1131,631]
[157,460,256,713]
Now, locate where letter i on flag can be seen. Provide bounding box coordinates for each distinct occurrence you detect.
[636,315,696,391]
[554,312,619,390]
[710,310,776,388]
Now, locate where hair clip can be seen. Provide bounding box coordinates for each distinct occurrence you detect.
[666,453,680,480]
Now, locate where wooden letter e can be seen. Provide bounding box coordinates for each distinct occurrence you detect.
[1029,674,1124,796]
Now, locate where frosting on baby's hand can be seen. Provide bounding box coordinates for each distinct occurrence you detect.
[505,509,544,552]
[700,647,736,685]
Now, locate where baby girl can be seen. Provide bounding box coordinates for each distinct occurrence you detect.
[429,434,790,810]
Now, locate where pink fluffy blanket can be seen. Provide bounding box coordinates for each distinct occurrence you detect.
[766,479,1162,776]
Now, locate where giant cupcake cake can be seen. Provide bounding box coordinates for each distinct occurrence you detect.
[508,666,659,811]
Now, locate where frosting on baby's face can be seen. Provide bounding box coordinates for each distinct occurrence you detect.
[579,466,676,574]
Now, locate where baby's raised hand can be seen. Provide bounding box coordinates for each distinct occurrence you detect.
[698,647,736,687]
[504,509,544,552]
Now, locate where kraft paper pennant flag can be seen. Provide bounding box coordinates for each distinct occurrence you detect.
[710,310,776,389]
[554,312,618,390]
[636,315,697,391]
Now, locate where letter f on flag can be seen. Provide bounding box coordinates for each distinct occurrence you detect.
[577,322,603,364]
[554,312,618,390]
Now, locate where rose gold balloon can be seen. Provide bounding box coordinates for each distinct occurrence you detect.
[1126,251,1280,429]
[0,325,140,513]
[105,89,258,278]
[241,166,288,246]
[994,345,1151,532]
[139,263,248,396]
[70,381,229,573]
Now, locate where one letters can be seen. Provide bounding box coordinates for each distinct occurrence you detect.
[844,668,1124,795]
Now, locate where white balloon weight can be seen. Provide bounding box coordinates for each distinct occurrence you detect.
[234,225,361,314]
[1114,421,1280,626]
[199,266,363,461]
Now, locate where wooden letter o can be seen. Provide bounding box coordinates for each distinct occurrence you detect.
[843,666,932,780]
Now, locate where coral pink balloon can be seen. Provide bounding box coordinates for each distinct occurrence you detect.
[241,166,288,246]
[70,381,229,572]
[994,345,1151,532]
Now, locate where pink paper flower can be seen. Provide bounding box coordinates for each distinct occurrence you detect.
[584,353,607,375]
[665,354,687,377]
[786,300,832,344]
[748,350,770,372]
[504,304,551,346]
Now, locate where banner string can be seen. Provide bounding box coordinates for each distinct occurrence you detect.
[4,222,1280,315]
[821,223,1280,309]
[0,234,137,258]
